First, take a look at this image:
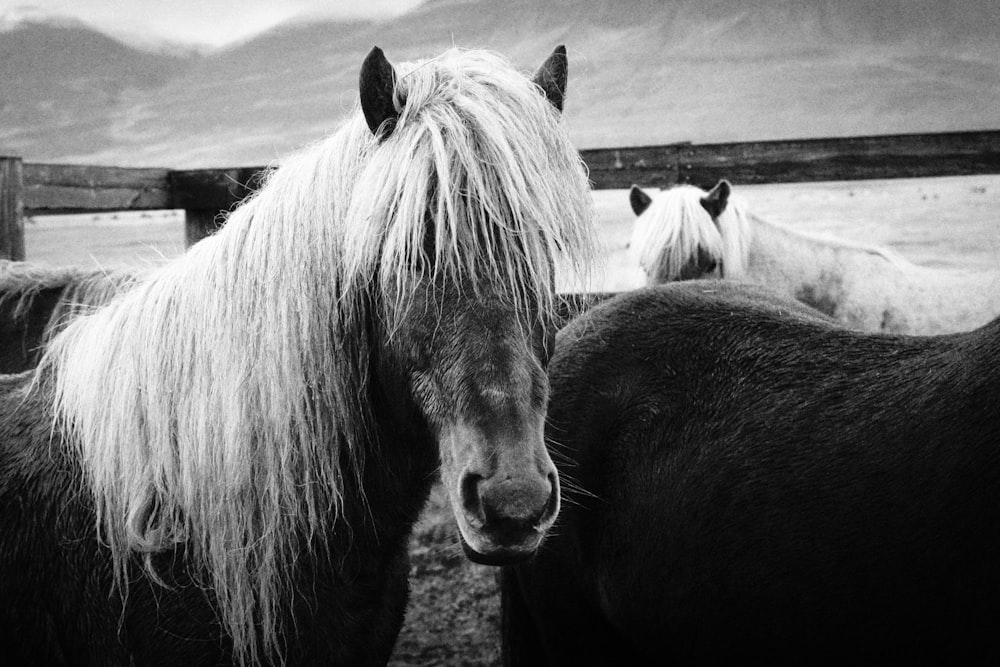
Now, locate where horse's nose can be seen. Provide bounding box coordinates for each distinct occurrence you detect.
[461,472,557,544]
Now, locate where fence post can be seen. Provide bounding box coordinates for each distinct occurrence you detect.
[172,167,268,247]
[184,209,222,246]
[0,157,26,261]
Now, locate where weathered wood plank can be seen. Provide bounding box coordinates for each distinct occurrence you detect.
[0,157,26,261]
[24,184,173,213]
[170,167,270,210]
[171,167,271,245]
[676,130,1000,187]
[13,130,1000,225]
[23,163,172,212]
[583,144,686,190]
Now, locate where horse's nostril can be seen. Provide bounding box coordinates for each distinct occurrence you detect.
[543,472,559,519]
[460,473,484,521]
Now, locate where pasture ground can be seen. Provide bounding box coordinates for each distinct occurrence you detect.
[20,175,1000,665]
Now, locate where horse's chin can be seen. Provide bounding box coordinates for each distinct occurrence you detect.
[458,532,542,566]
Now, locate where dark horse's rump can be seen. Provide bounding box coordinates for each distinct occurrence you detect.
[504,281,1000,665]
[0,287,63,373]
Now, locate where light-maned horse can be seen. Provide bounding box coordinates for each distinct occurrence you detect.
[502,281,1000,664]
[627,181,1000,333]
[0,261,140,373]
[0,45,596,666]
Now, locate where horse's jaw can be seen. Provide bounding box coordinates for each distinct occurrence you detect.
[438,417,559,565]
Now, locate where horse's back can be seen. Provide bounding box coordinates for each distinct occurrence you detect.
[510,281,1000,664]
[0,287,64,373]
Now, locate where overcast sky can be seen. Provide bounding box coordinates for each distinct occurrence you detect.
[0,0,425,47]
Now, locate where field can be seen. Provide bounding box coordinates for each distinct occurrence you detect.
[25,174,1000,285]
[20,175,1000,665]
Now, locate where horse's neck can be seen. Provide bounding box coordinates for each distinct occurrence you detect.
[354,374,440,546]
[742,214,867,291]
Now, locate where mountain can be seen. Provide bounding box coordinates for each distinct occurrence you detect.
[0,18,194,160]
[2,0,999,168]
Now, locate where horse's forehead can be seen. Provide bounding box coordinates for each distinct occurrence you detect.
[387,276,548,329]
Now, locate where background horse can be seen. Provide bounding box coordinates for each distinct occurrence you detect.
[502,281,1000,664]
[0,261,139,373]
[628,181,1000,333]
[0,45,596,666]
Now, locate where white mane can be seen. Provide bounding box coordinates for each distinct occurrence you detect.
[37,48,595,665]
[628,185,736,280]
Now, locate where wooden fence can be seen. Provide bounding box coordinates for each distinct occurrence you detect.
[3,129,1000,261]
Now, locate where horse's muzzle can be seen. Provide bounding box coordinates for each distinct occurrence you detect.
[457,473,558,564]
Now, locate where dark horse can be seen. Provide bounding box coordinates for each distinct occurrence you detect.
[0,262,137,373]
[503,281,1000,664]
[0,45,596,665]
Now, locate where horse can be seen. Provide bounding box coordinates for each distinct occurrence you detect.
[0,45,596,666]
[627,181,1000,334]
[0,261,140,373]
[501,281,1000,665]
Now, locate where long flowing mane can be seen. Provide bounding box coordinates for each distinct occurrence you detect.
[0,261,140,342]
[36,48,595,664]
[628,184,907,280]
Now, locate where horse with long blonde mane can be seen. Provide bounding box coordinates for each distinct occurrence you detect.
[628,181,1000,333]
[0,261,140,372]
[0,45,595,665]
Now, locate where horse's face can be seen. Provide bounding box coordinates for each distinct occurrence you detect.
[359,44,578,564]
[660,244,721,282]
[382,279,559,565]
[629,182,729,283]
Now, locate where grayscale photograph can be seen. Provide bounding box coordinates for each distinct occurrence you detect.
[1,1,998,665]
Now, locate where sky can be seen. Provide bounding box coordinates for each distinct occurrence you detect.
[0,0,426,47]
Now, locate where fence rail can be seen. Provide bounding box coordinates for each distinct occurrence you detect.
[3,129,1000,260]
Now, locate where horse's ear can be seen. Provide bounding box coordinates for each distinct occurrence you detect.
[629,185,654,216]
[700,180,731,219]
[531,45,568,112]
[360,46,401,139]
